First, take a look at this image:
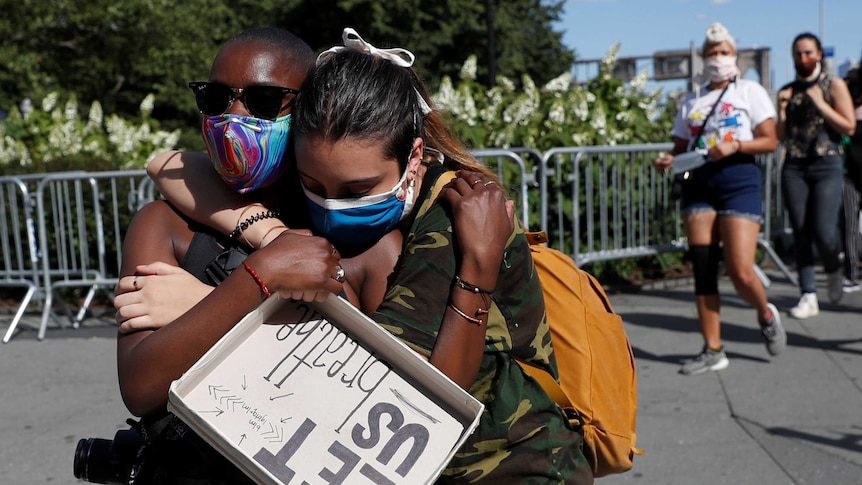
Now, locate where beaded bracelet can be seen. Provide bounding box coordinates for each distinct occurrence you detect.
[453,275,493,295]
[230,210,280,240]
[242,262,272,298]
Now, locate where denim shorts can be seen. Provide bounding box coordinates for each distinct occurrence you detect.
[680,157,763,224]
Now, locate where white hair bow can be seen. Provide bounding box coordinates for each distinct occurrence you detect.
[318,28,432,115]
[318,27,415,67]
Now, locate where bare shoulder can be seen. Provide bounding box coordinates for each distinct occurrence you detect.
[133,199,186,226]
[125,200,195,263]
[830,76,850,93]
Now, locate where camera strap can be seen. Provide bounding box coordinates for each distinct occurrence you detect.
[139,413,175,443]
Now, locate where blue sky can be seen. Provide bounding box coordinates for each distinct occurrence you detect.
[556,0,862,93]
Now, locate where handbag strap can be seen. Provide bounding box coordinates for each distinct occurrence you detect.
[691,77,735,150]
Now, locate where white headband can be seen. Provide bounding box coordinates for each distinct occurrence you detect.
[318,28,432,115]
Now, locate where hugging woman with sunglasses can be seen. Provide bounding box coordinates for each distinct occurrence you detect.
[121,28,592,484]
[108,28,353,485]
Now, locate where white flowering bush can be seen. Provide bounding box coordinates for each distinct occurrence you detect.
[431,47,681,281]
[431,45,674,228]
[0,91,180,174]
[432,45,673,152]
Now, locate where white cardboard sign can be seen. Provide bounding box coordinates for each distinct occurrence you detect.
[168,293,483,485]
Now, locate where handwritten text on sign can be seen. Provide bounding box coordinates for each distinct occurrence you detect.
[178,302,465,484]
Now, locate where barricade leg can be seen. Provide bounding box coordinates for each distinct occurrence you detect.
[37,291,54,341]
[73,284,100,327]
[2,285,36,343]
[753,264,771,289]
[757,238,798,287]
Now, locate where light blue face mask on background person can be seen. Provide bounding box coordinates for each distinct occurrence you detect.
[303,168,416,248]
[202,114,292,193]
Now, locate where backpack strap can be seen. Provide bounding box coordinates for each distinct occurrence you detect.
[516,230,583,427]
[514,359,583,429]
[514,358,570,402]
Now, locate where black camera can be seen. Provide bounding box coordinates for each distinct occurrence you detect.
[73,422,154,485]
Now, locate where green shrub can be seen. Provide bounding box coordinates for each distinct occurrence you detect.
[0,91,180,175]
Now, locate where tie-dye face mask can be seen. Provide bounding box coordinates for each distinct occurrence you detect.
[201,114,291,193]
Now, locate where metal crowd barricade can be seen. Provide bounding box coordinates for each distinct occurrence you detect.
[33,170,149,340]
[0,176,40,342]
[136,176,159,209]
[542,144,796,287]
[542,143,684,266]
[0,143,801,341]
[469,148,537,230]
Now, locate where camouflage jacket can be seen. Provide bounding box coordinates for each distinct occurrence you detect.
[373,166,590,484]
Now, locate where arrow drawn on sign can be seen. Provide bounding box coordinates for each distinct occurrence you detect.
[199,408,224,417]
[269,392,293,401]
[261,422,284,443]
[280,417,292,423]
[391,388,440,424]
[208,385,228,401]
[238,434,246,446]
[241,375,247,390]
[222,396,243,411]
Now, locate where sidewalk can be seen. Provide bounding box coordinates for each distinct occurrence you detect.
[1,267,860,485]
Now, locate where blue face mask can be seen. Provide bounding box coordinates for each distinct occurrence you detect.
[202,114,291,193]
[303,168,415,249]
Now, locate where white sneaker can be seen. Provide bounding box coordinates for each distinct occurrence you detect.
[843,279,862,293]
[827,270,844,303]
[790,293,819,319]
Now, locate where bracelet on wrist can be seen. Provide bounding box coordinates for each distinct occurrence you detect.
[449,303,486,325]
[230,210,280,240]
[453,275,493,295]
[242,261,272,298]
[259,225,288,248]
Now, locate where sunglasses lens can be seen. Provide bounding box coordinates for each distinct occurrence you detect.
[192,83,231,116]
[244,86,288,120]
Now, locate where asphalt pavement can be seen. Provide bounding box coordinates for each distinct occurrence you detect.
[1,265,861,485]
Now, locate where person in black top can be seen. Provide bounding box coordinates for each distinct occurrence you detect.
[776,32,857,317]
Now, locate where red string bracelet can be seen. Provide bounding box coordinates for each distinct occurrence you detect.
[242,261,272,298]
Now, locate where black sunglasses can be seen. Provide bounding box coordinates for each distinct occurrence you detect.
[188,81,299,120]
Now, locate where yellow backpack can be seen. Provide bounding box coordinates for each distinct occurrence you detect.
[518,231,643,477]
